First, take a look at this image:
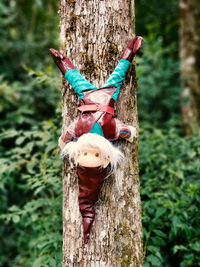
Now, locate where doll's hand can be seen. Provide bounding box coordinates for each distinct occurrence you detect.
[58,136,66,150]
[121,36,143,62]
[126,126,137,143]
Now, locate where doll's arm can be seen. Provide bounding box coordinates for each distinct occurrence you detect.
[58,123,76,150]
[115,119,137,143]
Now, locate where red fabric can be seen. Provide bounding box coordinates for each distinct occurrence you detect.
[61,125,76,143]
[121,36,143,62]
[61,118,132,143]
[75,87,117,140]
[49,48,75,75]
[115,119,132,139]
[78,104,114,115]
[77,165,109,243]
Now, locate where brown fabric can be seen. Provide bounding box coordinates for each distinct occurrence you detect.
[49,48,75,75]
[75,87,117,140]
[121,36,143,62]
[77,165,109,243]
[78,104,114,115]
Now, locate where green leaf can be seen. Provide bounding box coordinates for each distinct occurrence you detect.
[173,245,187,254]
[153,229,167,238]
[15,136,25,145]
[152,236,165,247]
[49,258,57,267]
[9,205,20,212]
[13,215,20,223]
[143,262,150,267]
[155,207,166,219]
[26,162,35,174]
[146,255,161,266]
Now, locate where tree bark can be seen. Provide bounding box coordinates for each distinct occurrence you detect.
[59,0,143,266]
[179,0,200,135]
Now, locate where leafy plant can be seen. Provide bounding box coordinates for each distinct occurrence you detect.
[0,0,59,81]
[0,111,63,267]
[0,65,63,266]
[137,37,182,130]
[140,125,200,267]
[135,0,179,57]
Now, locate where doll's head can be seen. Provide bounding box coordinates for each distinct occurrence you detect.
[62,133,123,171]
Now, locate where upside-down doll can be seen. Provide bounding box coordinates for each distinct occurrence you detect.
[50,36,143,243]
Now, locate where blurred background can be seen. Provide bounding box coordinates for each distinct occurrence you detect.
[0,0,199,266]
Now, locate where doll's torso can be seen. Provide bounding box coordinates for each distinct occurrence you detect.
[75,87,117,140]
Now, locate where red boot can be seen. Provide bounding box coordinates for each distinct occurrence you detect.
[121,36,143,62]
[49,48,76,75]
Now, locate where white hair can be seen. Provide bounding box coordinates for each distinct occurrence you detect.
[61,133,124,173]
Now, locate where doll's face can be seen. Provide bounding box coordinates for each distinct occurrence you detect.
[76,145,110,168]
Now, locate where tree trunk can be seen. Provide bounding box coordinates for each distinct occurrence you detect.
[179,0,200,135]
[59,1,143,266]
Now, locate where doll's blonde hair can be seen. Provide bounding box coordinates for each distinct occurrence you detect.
[62,133,123,173]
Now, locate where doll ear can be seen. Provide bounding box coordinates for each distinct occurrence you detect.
[103,156,110,168]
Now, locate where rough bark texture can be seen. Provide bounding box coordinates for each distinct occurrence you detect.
[179,0,200,135]
[59,0,143,266]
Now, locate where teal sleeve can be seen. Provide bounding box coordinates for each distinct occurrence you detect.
[65,69,97,99]
[103,59,131,101]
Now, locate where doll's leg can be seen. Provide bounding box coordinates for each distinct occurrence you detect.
[65,69,97,99]
[103,59,130,101]
[103,36,143,101]
[49,49,97,99]
[115,119,137,142]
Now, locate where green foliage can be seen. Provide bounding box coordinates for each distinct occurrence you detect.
[0,1,62,265]
[137,37,182,129]
[0,0,59,81]
[140,125,200,266]
[135,0,179,56]
[0,124,62,266]
[0,114,63,267]
[0,68,62,266]
[0,67,60,129]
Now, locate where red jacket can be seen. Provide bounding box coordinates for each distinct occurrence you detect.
[75,87,117,140]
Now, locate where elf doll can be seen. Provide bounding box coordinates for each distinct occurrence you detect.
[50,36,143,243]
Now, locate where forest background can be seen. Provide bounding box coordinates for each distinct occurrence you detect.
[0,0,199,266]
